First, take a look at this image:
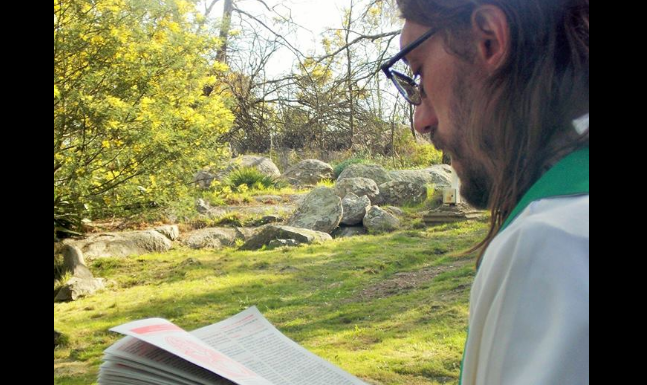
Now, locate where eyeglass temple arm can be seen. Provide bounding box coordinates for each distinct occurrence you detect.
[380,27,437,76]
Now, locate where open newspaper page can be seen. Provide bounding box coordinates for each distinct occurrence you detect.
[191,306,368,385]
[104,317,273,385]
[99,334,236,385]
[99,306,369,385]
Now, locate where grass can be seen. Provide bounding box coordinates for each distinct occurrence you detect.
[54,218,488,385]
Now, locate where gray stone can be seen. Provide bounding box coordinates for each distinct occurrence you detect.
[334,178,381,205]
[383,206,405,217]
[389,165,454,189]
[155,225,179,241]
[379,180,428,207]
[423,165,453,188]
[363,206,401,234]
[62,245,93,279]
[267,239,301,249]
[337,164,393,185]
[54,277,106,302]
[63,230,172,259]
[423,203,486,225]
[196,198,211,214]
[341,193,371,226]
[288,187,343,234]
[282,159,334,186]
[256,215,283,226]
[240,225,332,251]
[234,227,260,242]
[193,170,216,189]
[332,226,368,239]
[183,228,242,250]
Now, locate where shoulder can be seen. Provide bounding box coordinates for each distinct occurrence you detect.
[489,194,588,268]
[473,194,589,304]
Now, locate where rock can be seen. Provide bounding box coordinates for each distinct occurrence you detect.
[288,187,343,234]
[334,178,381,205]
[183,228,243,250]
[363,206,401,234]
[240,225,332,251]
[383,206,405,217]
[255,215,283,226]
[196,199,210,214]
[281,159,334,186]
[155,225,179,241]
[332,226,368,239]
[218,155,281,180]
[341,193,371,226]
[61,245,93,279]
[422,203,486,225]
[63,230,172,259]
[378,180,428,207]
[388,169,434,185]
[267,239,301,249]
[389,165,454,189]
[54,277,106,302]
[337,164,393,185]
[193,170,216,189]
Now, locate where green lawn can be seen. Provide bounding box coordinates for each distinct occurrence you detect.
[54,219,487,385]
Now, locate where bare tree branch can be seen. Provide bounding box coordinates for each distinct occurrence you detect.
[316,30,400,64]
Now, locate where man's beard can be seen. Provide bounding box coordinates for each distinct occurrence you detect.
[446,66,492,210]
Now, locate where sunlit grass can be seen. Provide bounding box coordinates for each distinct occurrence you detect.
[55,220,487,385]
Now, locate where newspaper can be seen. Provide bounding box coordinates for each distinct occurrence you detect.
[99,306,369,385]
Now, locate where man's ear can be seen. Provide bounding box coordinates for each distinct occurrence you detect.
[471,5,510,72]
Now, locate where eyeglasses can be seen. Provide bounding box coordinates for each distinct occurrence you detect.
[381,28,437,106]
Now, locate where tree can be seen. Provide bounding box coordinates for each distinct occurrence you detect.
[54,0,234,236]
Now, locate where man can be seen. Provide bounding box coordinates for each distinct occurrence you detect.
[381,1,589,384]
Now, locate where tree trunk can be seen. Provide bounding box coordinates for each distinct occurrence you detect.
[217,0,234,64]
[345,1,354,148]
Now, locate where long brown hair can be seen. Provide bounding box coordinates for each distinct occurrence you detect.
[396,0,589,265]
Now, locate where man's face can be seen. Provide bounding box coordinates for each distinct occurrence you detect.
[400,21,491,209]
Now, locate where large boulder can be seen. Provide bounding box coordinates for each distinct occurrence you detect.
[334,178,381,205]
[281,159,334,186]
[240,225,332,251]
[337,164,393,185]
[183,227,254,250]
[389,164,453,189]
[379,180,428,207]
[63,230,172,259]
[288,187,343,234]
[389,170,434,185]
[341,193,371,226]
[363,206,401,234]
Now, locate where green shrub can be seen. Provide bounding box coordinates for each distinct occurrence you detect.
[226,168,277,190]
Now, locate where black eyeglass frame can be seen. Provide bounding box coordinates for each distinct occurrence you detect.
[381,28,438,106]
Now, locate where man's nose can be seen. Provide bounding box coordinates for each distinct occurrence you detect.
[413,103,438,134]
